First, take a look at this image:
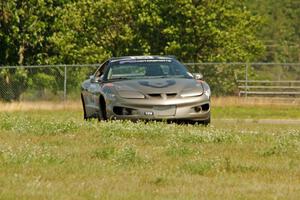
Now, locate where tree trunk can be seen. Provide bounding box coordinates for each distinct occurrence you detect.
[18,44,25,65]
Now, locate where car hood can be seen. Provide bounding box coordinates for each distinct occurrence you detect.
[112,78,204,97]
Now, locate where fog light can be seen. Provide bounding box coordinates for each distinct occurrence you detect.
[194,106,202,112]
[201,104,210,111]
[123,108,132,115]
[113,106,135,115]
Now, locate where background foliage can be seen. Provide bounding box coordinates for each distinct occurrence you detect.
[0,0,299,100]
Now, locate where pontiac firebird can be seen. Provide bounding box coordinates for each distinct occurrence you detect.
[81,56,211,124]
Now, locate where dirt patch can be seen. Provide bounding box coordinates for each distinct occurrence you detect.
[213,97,300,107]
[218,118,300,124]
[0,101,81,111]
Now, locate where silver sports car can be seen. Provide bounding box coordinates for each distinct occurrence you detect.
[81,56,211,124]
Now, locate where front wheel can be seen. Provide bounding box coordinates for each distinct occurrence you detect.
[98,96,107,121]
[81,94,88,120]
[97,108,106,121]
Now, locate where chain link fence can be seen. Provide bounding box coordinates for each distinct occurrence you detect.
[0,64,99,101]
[1,63,300,102]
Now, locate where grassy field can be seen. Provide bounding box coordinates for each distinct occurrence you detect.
[1,98,300,199]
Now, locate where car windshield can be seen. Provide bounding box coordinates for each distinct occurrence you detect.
[105,59,192,81]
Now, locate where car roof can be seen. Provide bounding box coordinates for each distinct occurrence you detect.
[109,55,176,63]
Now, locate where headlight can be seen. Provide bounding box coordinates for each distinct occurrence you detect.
[204,88,211,98]
[202,83,211,98]
[180,87,203,97]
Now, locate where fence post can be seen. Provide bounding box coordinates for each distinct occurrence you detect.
[64,65,67,101]
[245,63,249,98]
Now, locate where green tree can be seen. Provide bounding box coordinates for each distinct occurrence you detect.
[245,0,300,84]
[0,0,69,101]
[246,0,300,62]
[52,0,264,63]
[132,0,264,62]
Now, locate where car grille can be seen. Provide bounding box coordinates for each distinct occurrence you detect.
[147,93,177,99]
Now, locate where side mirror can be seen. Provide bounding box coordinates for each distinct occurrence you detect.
[90,75,102,83]
[193,73,203,80]
[90,75,96,82]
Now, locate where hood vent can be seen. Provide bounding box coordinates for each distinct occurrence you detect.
[147,93,177,99]
[166,93,177,98]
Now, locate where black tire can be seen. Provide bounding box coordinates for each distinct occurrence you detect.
[81,94,88,120]
[98,96,107,121]
[97,109,105,121]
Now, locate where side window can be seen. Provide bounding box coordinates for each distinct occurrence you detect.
[160,64,170,75]
[95,61,109,78]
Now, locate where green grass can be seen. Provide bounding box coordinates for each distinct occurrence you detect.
[213,105,300,119]
[0,109,300,199]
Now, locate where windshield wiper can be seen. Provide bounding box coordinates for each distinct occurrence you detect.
[145,75,169,79]
[109,77,130,81]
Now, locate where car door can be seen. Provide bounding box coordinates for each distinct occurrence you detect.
[86,61,109,114]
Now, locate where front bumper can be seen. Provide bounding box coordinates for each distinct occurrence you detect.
[105,95,210,121]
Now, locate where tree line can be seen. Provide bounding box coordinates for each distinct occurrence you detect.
[0,0,299,100]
